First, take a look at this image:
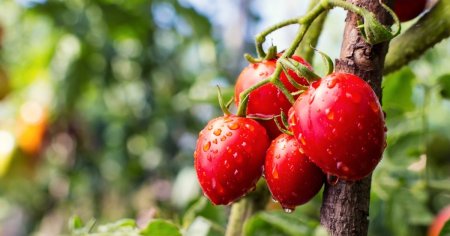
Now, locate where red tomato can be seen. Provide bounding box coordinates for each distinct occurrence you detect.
[265,134,324,211]
[289,73,386,180]
[234,55,311,139]
[194,115,269,205]
[394,0,427,22]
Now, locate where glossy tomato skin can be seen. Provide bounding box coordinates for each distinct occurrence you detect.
[265,134,324,210]
[289,73,386,180]
[234,55,312,139]
[394,0,426,22]
[194,115,270,205]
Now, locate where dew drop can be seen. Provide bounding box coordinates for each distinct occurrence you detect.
[234,169,239,175]
[242,142,247,147]
[299,134,307,146]
[228,123,240,130]
[272,197,279,203]
[213,139,218,144]
[346,92,361,103]
[298,146,305,154]
[283,207,294,214]
[203,141,211,152]
[327,78,337,88]
[213,128,222,136]
[337,162,350,173]
[220,136,227,141]
[226,131,232,136]
[212,149,218,154]
[357,123,363,130]
[272,167,279,179]
[275,154,281,159]
[233,152,238,158]
[327,174,339,185]
[325,109,334,120]
[207,125,213,130]
[370,102,380,113]
[326,148,333,155]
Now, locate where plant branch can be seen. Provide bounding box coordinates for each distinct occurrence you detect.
[225,198,253,236]
[383,0,450,75]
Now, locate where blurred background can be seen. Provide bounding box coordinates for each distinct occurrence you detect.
[0,0,448,235]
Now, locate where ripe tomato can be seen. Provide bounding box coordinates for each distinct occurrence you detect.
[394,0,427,22]
[234,55,311,139]
[289,73,386,180]
[265,134,324,211]
[194,115,269,205]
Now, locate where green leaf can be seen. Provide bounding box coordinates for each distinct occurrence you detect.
[68,215,84,231]
[243,212,317,236]
[141,219,182,236]
[382,67,416,115]
[437,74,450,99]
[441,219,450,236]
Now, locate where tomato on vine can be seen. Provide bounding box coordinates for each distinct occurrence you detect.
[265,133,324,211]
[194,115,269,205]
[289,73,386,180]
[234,55,312,139]
[393,0,427,22]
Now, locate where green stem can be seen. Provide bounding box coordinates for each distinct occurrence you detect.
[296,0,329,62]
[225,198,253,236]
[255,18,299,58]
[236,78,271,117]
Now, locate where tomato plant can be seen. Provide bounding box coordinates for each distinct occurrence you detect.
[234,55,311,139]
[264,133,324,211]
[289,73,386,180]
[194,115,270,205]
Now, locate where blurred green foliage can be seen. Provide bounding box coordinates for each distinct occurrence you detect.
[0,0,448,236]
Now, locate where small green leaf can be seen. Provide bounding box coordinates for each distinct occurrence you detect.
[243,212,317,236]
[68,215,84,231]
[437,74,450,99]
[382,67,416,115]
[141,219,182,236]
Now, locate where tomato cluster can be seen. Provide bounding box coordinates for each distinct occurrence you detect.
[194,54,386,211]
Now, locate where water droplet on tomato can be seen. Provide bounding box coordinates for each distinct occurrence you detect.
[220,136,227,141]
[346,92,361,103]
[212,149,218,154]
[298,146,305,154]
[357,123,363,130]
[370,101,380,113]
[299,134,307,145]
[226,131,232,136]
[233,152,238,158]
[275,154,281,159]
[327,174,339,185]
[212,139,218,144]
[327,79,337,88]
[282,206,294,213]
[242,142,247,147]
[272,167,279,179]
[207,125,213,130]
[326,148,333,155]
[325,108,334,120]
[213,128,222,136]
[337,162,350,173]
[228,123,240,130]
[272,197,278,203]
[234,169,239,175]
[203,142,211,152]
